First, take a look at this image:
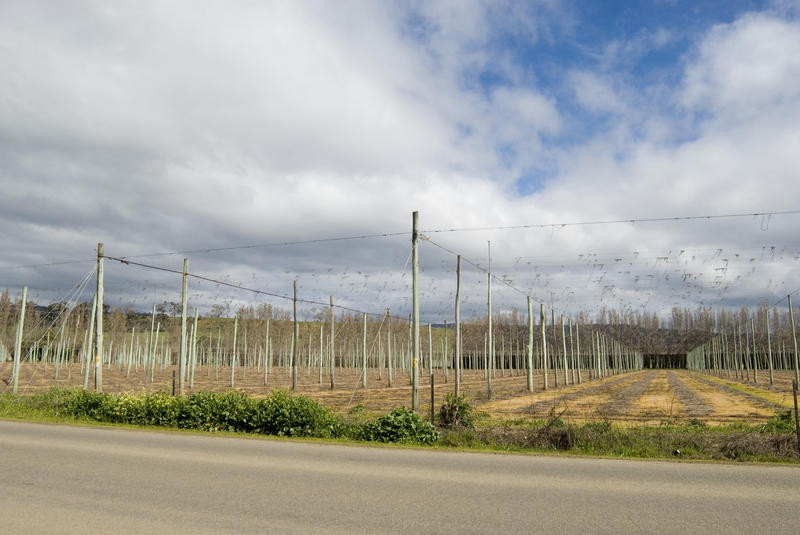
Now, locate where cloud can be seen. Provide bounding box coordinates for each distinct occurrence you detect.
[568,71,627,115]
[0,3,798,321]
[681,13,800,118]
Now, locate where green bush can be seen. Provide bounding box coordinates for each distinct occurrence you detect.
[62,389,118,421]
[358,407,439,444]
[759,410,795,434]
[115,391,184,427]
[56,389,341,438]
[253,390,342,437]
[438,393,474,429]
[180,391,255,432]
[26,388,447,445]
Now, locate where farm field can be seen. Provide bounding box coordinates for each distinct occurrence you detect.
[2,362,794,425]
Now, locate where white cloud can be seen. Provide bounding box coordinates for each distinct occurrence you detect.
[681,13,800,118]
[0,3,798,319]
[568,71,627,115]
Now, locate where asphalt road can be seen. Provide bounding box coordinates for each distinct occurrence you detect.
[1,420,798,534]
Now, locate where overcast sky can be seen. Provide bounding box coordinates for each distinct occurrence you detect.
[2,0,799,322]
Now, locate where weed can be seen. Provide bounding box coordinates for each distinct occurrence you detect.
[356,407,439,444]
[438,393,474,429]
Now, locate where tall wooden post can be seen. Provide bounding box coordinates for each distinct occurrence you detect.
[540,303,548,390]
[789,295,799,387]
[412,211,420,410]
[561,314,568,385]
[750,317,758,383]
[318,323,323,383]
[179,258,188,395]
[330,296,335,389]
[526,296,533,391]
[146,303,155,384]
[83,293,96,390]
[387,307,393,387]
[12,286,27,393]
[264,319,270,385]
[292,280,299,390]
[487,241,493,398]
[95,243,104,392]
[766,312,774,385]
[443,320,448,383]
[190,308,199,388]
[230,316,238,388]
[429,322,435,418]
[455,255,462,397]
[575,321,582,384]
[361,313,367,388]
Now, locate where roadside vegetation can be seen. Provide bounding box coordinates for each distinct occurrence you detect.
[1,388,797,462]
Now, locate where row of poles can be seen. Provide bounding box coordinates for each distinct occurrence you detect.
[686,294,800,387]
[686,295,800,453]
[8,212,641,410]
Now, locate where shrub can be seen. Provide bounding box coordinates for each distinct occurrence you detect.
[438,393,474,428]
[253,390,341,438]
[358,407,439,444]
[113,391,183,427]
[759,410,795,434]
[62,389,118,421]
[180,391,255,432]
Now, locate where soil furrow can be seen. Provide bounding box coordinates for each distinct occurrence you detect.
[667,371,714,418]
[522,373,635,418]
[688,373,785,411]
[596,371,658,418]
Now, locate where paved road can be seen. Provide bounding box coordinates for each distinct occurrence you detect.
[1,420,798,534]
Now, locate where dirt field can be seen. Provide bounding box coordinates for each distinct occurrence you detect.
[1,362,796,425]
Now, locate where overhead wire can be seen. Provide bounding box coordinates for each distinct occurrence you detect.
[420,209,800,234]
[102,255,414,323]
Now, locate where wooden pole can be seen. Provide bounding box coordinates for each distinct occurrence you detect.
[561,314,568,385]
[145,304,155,384]
[750,316,758,383]
[318,322,323,383]
[552,309,558,387]
[487,240,493,398]
[443,320,448,383]
[292,280,299,390]
[190,309,199,389]
[526,296,533,392]
[330,296,335,389]
[540,303,548,390]
[95,243,104,392]
[11,286,27,393]
[264,318,270,385]
[361,313,367,388]
[179,258,188,395]
[766,312,774,385]
[455,255,462,397]
[411,211,420,410]
[387,308,393,387]
[429,323,435,420]
[790,295,799,388]
[230,316,238,388]
[575,321,582,384]
[793,381,800,457]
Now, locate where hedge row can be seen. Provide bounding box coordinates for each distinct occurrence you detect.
[43,388,439,444]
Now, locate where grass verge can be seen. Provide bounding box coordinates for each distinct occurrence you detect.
[2,388,798,463]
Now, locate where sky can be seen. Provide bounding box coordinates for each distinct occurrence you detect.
[1,0,800,323]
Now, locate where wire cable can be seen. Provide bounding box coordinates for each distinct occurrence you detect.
[102,255,413,322]
[421,209,800,234]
